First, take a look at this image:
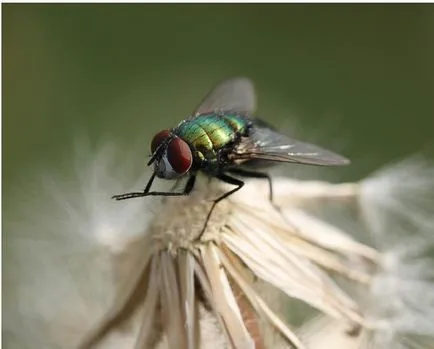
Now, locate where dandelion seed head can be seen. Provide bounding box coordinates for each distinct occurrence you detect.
[299,157,434,349]
[6,134,434,349]
[4,139,154,349]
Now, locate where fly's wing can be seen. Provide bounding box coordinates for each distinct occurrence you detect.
[193,77,256,115]
[233,125,350,166]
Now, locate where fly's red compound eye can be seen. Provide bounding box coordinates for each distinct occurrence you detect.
[151,130,170,154]
[167,138,193,175]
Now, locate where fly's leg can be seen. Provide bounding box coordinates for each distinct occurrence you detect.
[197,173,244,240]
[111,172,156,200]
[112,174,196,200]
[227,168,299,231]
[227,168,274,203]
[227,168,291,218]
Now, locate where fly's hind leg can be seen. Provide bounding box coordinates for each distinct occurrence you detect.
[227,168,277,206]
[228,168,300,233]
[197,173,244,240]
[225,168,292,226]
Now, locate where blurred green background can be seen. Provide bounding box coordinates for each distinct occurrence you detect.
[3,4,434,189]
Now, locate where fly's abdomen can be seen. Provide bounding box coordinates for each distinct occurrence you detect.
[175,113,248,152]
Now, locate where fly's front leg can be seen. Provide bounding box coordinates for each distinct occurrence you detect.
[112,174,196,200]
[111,172,157,200]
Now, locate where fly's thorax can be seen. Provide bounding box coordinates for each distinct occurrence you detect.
[174,113,249,153]
[172,113,249,174]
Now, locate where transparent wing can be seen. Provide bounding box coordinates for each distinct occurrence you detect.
[194,77,256,115]
[234,125,350,166]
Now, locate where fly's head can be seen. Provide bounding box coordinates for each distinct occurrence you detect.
[149,130,193,180]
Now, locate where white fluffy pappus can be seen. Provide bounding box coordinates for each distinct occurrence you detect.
[3,139,434,349]
[3,140,152,349]
[300,157,434,349]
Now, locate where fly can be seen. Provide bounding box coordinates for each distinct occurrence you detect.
[112,78,350,238]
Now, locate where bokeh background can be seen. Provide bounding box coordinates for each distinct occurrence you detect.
[3,5,434,348]
[4,4,434,190]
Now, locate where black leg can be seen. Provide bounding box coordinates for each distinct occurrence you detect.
[228,168,273,202]
[227,169,300,234]
[226,168,289,221]
[197,173,245,240]
[112,174,196,201]
[143,172,157,193]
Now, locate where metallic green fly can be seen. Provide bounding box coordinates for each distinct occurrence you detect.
[112,78,350,236]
